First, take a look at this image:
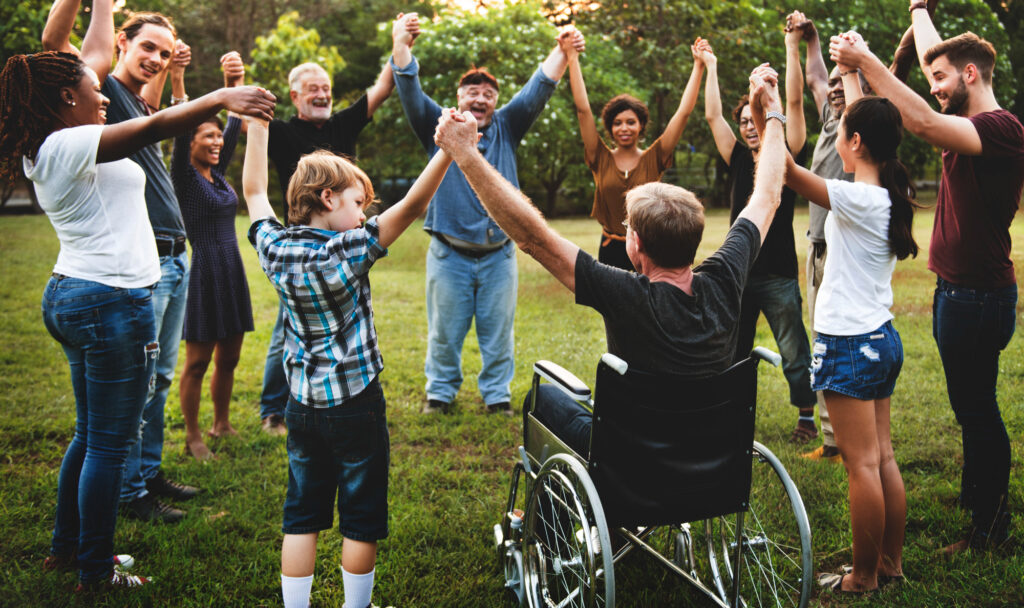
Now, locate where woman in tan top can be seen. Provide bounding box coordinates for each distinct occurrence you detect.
[561,31,706,270]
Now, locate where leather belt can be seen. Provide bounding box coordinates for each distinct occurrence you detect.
[156,235,187,257]
[435,234,506,259]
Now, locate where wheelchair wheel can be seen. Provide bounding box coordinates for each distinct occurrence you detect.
[706,441,812,608]
[523,454,614,608]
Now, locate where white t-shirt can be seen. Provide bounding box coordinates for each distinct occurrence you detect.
[814,180,896,335]
[24,125,160,288]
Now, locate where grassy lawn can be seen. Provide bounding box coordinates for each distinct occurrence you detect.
[1,202,1022,607]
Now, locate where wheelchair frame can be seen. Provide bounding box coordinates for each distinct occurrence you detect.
[493,349,812,608]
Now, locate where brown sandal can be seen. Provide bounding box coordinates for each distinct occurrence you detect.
[789,424,819,444]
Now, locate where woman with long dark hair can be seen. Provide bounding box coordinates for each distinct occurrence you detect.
[0,35,273,590]
[559,29,704,271]
[768,67,917,594]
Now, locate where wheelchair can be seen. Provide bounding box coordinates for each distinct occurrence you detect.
[493,348,812,608]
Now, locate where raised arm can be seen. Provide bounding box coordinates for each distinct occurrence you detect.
[799,17,830,113]
[911,2,943,84]
[368,13,419,116]
[143,38,189,111]
[830,31,982,155]
[739,67,788,242]
[540,34,571,82]
[658,41,705,158]
[242,119,276,221]
[98,86,276,163]
[390,12,417,70]
[561,29,600,165]
[42,0,83,54]
[43,0,114,81]
[436,111,581,291]
[699,40,737,164]
[783,13,807,152]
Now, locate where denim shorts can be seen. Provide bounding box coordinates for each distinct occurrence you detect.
[281,377,390,541]
[810,321,903,400]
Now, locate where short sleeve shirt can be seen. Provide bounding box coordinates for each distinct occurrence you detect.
[928,109,1024,288]
[807,101,853,243]
[24,125,160,288]
[249,215,388,407]
[588,137,674,236]
[574,218,761,376]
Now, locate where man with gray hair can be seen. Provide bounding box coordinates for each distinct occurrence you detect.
[258,16,420,434]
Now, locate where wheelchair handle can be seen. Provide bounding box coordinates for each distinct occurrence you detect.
[751,347,782,367]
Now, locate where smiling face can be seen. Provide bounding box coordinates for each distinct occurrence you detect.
[116,24,175,89]
[291,71,333,124]
[610,109,642,149]
[325,185,368,232]
[456,83,498,128]
[189,121,224,172]
[826,66,847,116]
[928,56,971,116]
[63,66,110,127]
[738,104,760,151]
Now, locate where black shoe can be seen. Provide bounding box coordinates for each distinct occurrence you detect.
[486,402,513,416]
[146,471,199,501]
[422,399,450,414]
[121,493,185,523]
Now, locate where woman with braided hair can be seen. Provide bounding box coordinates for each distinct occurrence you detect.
[0,47,274,592]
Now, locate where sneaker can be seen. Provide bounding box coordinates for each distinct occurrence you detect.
[261,414,287,436]
[421,399,450,414]
[146,471,199,501]
[120,493,185,523]
[75,569,150,593]
[43,553,135,571]
[486,402,513,417]
[802,444,842,463]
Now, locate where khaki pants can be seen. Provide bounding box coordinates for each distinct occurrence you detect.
[806,241,835,448]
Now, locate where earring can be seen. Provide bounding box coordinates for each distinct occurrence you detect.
[66,99,75,106]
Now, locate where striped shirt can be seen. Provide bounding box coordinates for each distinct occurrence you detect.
[249,217,387,407]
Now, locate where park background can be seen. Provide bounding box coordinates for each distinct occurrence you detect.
[1,0,1023,606]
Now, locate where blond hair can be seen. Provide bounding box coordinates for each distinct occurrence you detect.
[286,151,375,226]
[625,183,705,268]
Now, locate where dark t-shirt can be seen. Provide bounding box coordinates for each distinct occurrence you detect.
[727,141,804,279]
[929,109,1024,288]
[268,94,371,200]
[102,75,184,238]
[575,218,761,376]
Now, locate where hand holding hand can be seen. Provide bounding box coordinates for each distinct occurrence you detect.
[393,12,420,48]
[220,86,276,122]
[692,37,715,66]
[749,63,782,114]
[434,108,480,158]
[557,27,582,60]
[829,31,870,71]
[169,39,191,77]
[220,51,245,87]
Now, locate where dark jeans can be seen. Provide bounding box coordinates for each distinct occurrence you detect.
[259,300,289,419]
[42,276,157,583]
[525,385,593,458]
[933,278,1017,540]
[597,236,635,273]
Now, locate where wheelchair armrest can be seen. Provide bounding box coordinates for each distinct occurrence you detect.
[752,346,782,367]
[533,360,592,401]
[600,353,628,375]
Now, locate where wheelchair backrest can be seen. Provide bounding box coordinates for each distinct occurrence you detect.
[588,357,758,527]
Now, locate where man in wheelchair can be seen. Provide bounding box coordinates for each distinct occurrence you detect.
[434,65,788,456]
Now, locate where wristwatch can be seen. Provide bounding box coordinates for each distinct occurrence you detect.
[765,111,787,125]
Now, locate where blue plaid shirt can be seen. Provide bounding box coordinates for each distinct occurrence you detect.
[249,216,388,407]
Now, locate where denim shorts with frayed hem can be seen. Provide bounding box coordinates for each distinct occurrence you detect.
[281,377,389,541]
[810,321,903,401]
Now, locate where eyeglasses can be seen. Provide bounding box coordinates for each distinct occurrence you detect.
[621,219,630,229]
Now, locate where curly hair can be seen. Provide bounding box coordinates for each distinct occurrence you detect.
[0,52,85,186]
[601,94,649,138]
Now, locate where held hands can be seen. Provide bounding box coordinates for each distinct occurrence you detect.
[434,108,480,158]
[691,37,714,67]
[749,63,782,115]
[220,51,245,88]
[829,31,871,71]
[220,86,276,122]
[169,39,191,78]
[784,11,816,44]
[393,12,421,48]
[557,27,585,60]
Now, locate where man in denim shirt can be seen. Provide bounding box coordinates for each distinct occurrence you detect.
[390,15,582,415]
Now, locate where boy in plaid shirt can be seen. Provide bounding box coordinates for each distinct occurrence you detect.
[243,111,462,608]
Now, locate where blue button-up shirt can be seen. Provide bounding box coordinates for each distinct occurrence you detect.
[391,55,557,245]
[249,216,388,408]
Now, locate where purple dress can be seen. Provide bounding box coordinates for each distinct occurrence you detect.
[172,116,254,342]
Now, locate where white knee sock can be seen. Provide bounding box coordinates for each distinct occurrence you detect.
[281,573,314,608]
[341,568,375,608]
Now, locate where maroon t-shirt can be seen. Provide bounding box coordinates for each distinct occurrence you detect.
[928,109,1024,288]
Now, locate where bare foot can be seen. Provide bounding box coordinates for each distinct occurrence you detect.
[186,439,215,461]
[207,426,239,439]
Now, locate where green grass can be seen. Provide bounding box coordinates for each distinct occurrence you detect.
[1,203,1022,607]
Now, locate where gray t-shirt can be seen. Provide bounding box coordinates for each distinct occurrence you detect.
[575,218,761,376]
[807,102,853,243]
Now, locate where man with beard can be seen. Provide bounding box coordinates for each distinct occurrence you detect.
[832,6,1024,554]
[257,14,419,436]
[390,17,581,416]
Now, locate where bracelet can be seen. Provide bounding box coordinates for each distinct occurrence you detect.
[909,1,927,11]
[839,68,860,77]
[765,111,787,125]
[170,94,189,106]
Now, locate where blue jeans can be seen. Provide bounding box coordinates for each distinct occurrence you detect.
[735,274,816,408]
[425,237,517,405]
[526,385,593,457]
[282,378,390,541]
[120,252,188,501]
[259,300,289,419]
[43,276,157,583]
[933,278,1017,540]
